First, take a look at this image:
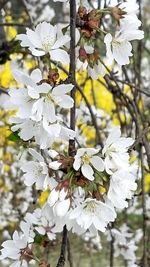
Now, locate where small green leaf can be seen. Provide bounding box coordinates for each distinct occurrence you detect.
[8,132,21,142]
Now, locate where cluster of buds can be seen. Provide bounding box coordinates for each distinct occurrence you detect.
[48,180,70,217]
[79,47,99,68]
[77,7,102,38]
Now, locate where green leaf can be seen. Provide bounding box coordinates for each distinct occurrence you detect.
[8,132,21,142]
[34,234,44,244]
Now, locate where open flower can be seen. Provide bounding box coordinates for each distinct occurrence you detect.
[107,169,137,210]
[10,68,74,123]
[104,22,144,66]
[102,127,134,174]
[17,22,70,64]
[73,148,104,181]
[21,148,57,190]
[69,198,116,233]
[30,82,74,123]
[0,222,34,267]
[10,117,75,149]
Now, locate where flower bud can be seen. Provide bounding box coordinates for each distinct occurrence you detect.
[81,29,92,38]
[111,6,126,21]
[79,48,88,62]
[53,198,70,217]
[59,187,68,201]
[88,20,100,29]
[78,6,87,18]
[48,189,59,206]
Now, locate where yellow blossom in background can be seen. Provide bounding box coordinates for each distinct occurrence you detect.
[76,76,115,115]
[4,164,10,173]
[38,190,50,207]
[9,222,16,228]
[145,173,150,192]
[80,124,96,146]
[4,16,17,41]
[0,62,15,88]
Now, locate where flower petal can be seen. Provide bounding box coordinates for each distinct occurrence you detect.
[50,48,70,64]
[81,164,94,181]
[90,156,104,172]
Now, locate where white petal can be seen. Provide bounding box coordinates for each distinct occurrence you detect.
[43,100,57,123]
[73,157,81,170]
[31,48,45,56]
[52,84,74,96]
[48,189,59,206]
[81,164,95,181]
[26,28,42,48]
[104,33,114,65]
[90,156,104,172]
[30,68,42,83]
[49,161,61,170]
[50,48,70,64]
[52,35,70,49]
[53,199,70,217]
[28,148,44,162]
[54,95,74,108]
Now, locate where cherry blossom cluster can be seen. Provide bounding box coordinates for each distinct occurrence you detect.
[0,0,144,266]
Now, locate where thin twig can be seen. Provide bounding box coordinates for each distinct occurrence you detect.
[0,23,31,27]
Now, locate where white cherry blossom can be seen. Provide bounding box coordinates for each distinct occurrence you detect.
[107,169,137,209]
[21,148,58,190]
[10,68,74,123]
[10,117,75,149]
[73,148,104,181]
[0,222,34,267]
[102,127,134,174]
[104,23,144,66]
[69,198,116,233]
[17,22,70,64]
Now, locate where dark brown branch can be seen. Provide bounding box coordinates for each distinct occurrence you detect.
[0,87,9,95]
[68,0,76,157]
[67,237,73,267]
[140,145,148,267]
[56,1,76,267]
[56,226,68,267]
[109,224,115,267]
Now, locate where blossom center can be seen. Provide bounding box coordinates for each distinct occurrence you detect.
[109,144,116,152]
[82,153,91,164]
[42,36,56,52]
[85,201,96,213]
[34,165,44,177]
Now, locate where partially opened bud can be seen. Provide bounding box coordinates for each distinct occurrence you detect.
[53,198,70,217]
[48,189,59,206]
[111,6,126,21]
[59,187,68,201]
[78,6,87,18]
[79,48,88,62]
